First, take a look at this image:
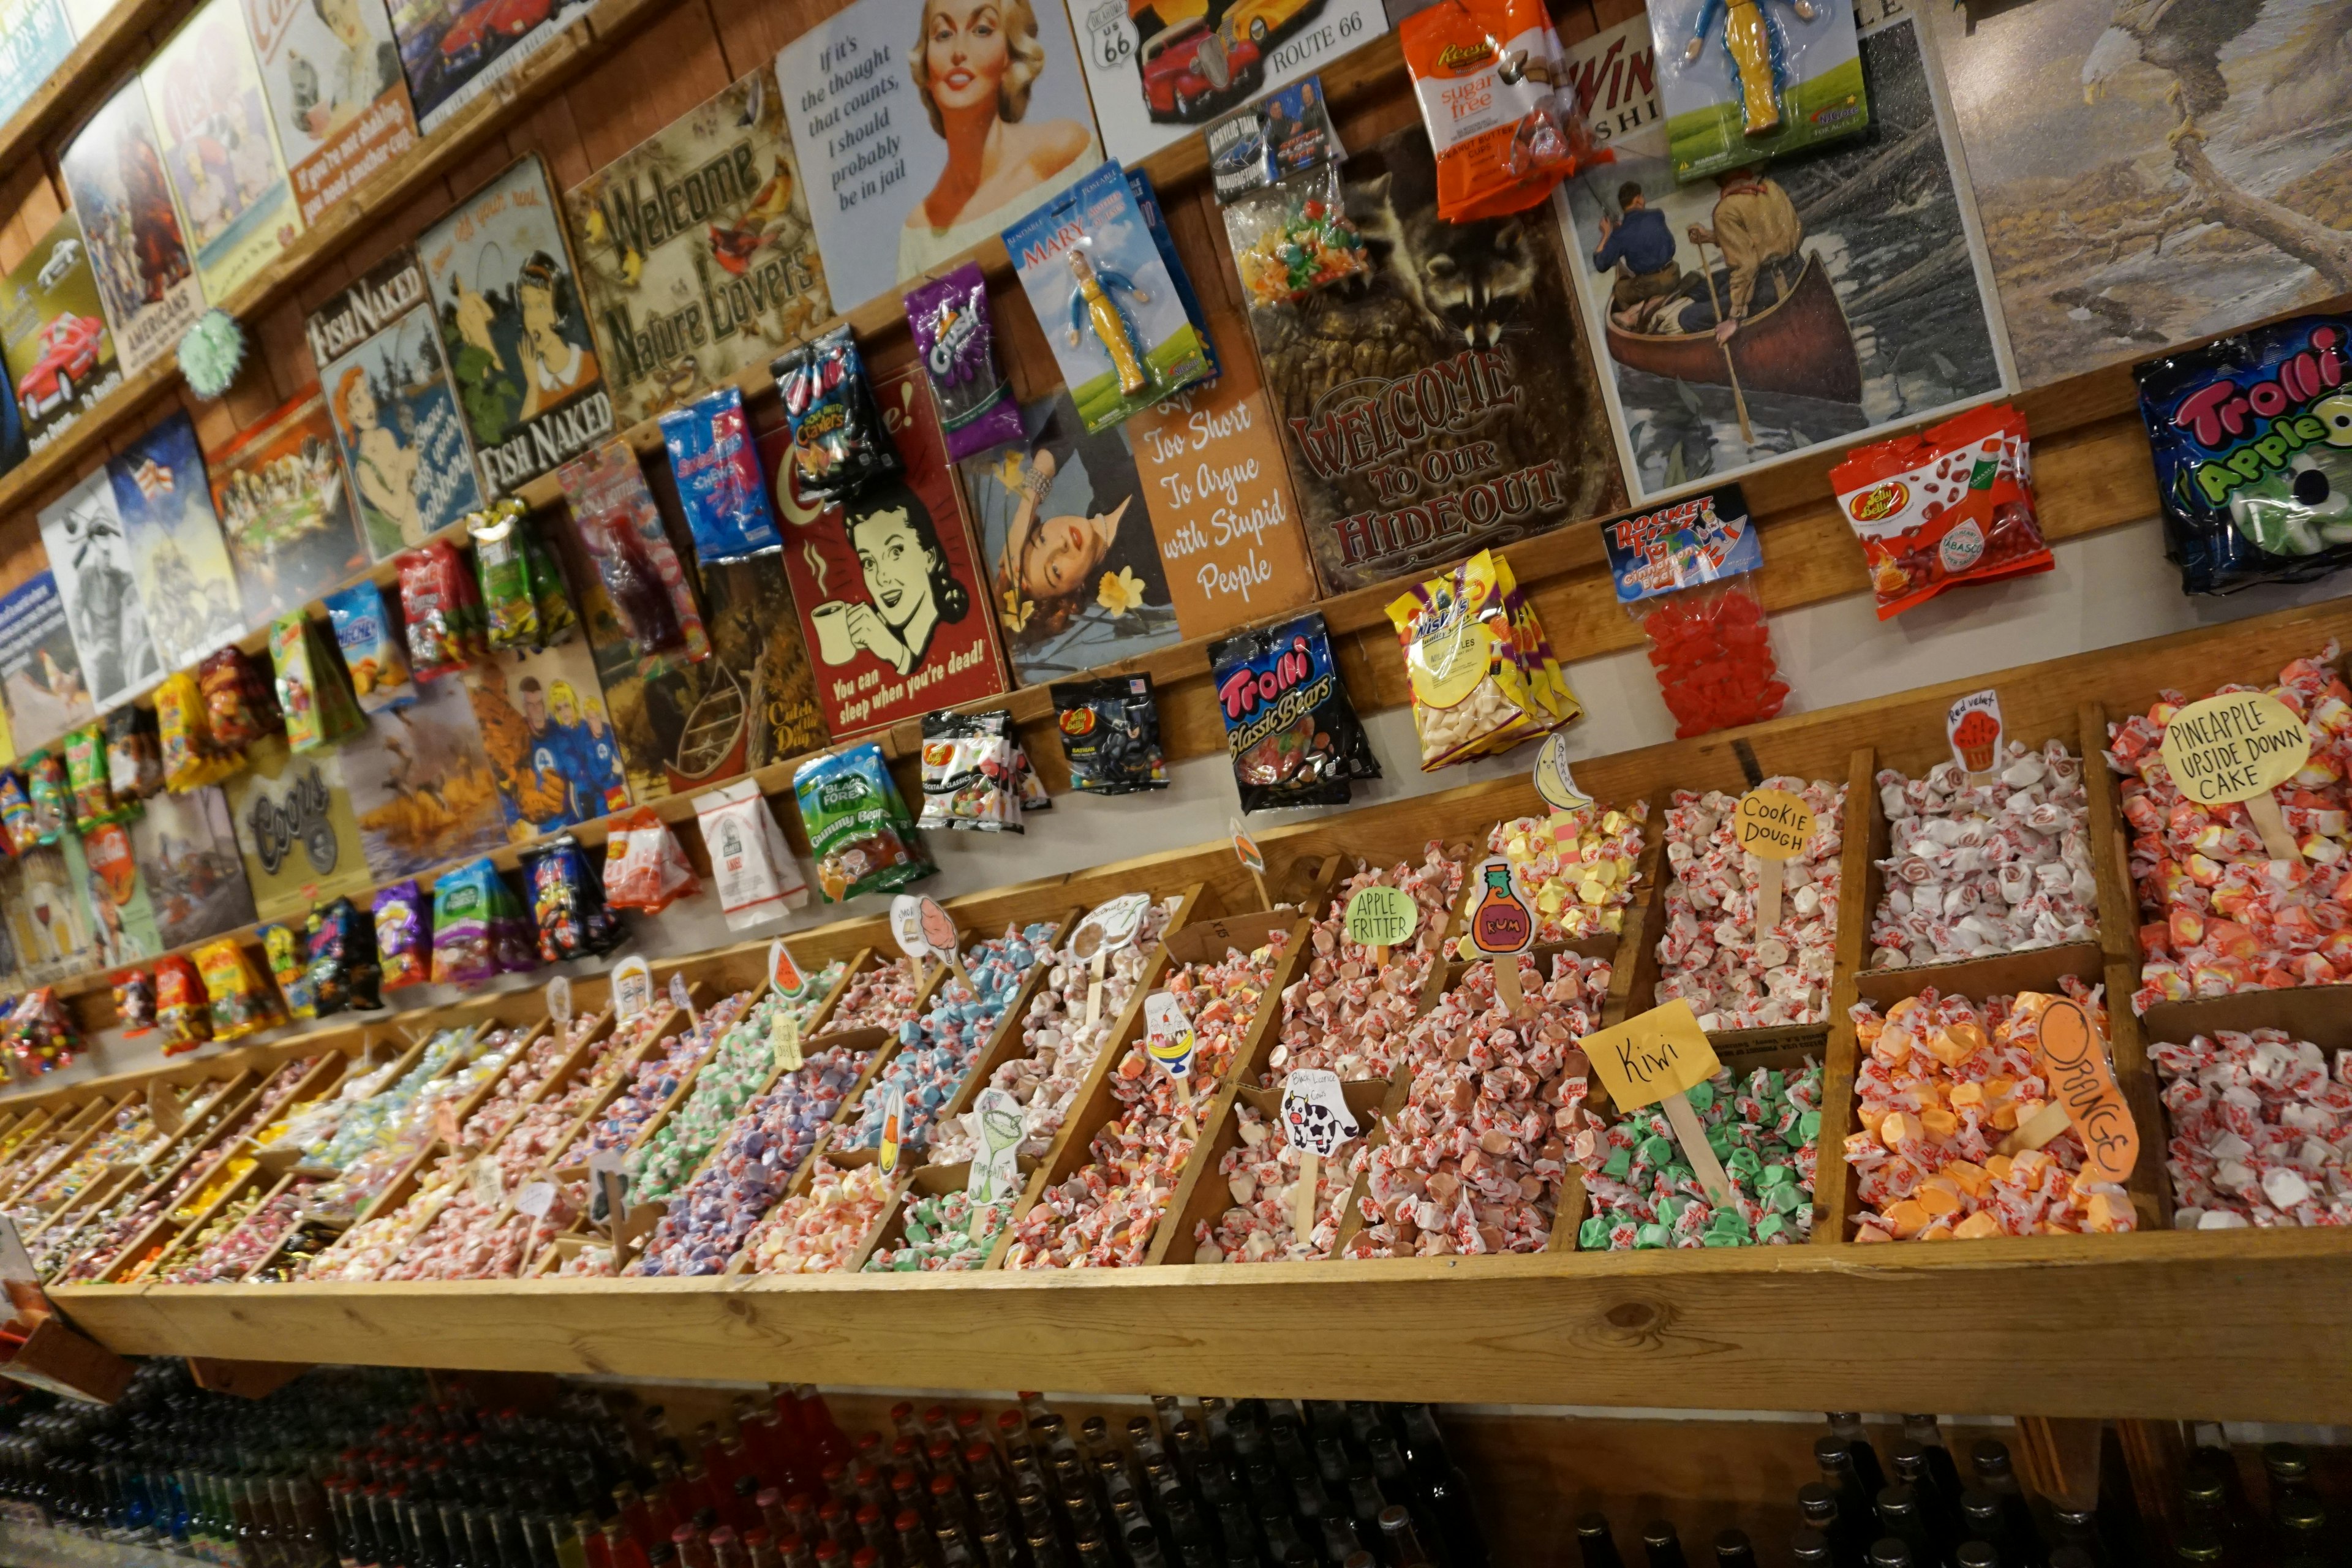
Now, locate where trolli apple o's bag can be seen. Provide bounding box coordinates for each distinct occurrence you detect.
[1401,0,1608,222]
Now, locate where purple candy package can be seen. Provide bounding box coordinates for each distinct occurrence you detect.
[659,386,785,566]
[904,262,1025,461]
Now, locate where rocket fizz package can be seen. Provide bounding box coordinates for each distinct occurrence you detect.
[113,970,157,1037]
[469,500,578,652]
[1400,0,1608,222]
[398,538,489,680]
[602,808,700,916]
[918,709,1052,834]
[1388,549,1580,769]
[1052,676,1168,796]
[260,922,318,1022]
[1647,0,1868,182]
[660,387,783,567]
[64,724,127,831]
[1208,611,1381,813]
[696,781,810,932]
[307,897,382,1016]
[555,441,709,662]
[2136,315,2352,595]
[774,326,901,503]
[794,742,935,903]
[374,879,431,990]
[1207,77,1368,312]
[154,954,211,1052]
[904,263,1025,462]
[104,705,165,802]
[1601,486,1789,739]
[322,579,417,715]
[1831,402,2051,621]
[520,835,622,963]
[267,613,368,753]
[195,936,283,1044]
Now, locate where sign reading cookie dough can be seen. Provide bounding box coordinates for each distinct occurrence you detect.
[1734,786,1817,963]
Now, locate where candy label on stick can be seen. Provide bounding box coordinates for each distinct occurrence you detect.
[669,972,695,1023]
[889,895,929,960]
[1533,732,1591,812]
[1344,886,1419,951]
[611,957,653,1022]
[1947,690,2004,775]
[546,976,571,1029]
[1733,789,1816,861]
[968,1087,1024,1205]
[514,1181,557,1219]
[1142,992,1196,1079]
[1072,892,1151,959]
[1229,819,1264,874]
[1581,1000,1723,1110]
[2037,997,2138,1184]
[1280,1068,1358,1156]
[434,1100,462,1148]
[878,1085,906,1175]
[918,897,959,958]
[2158,692,2312,805]
[768,939,806,996]
[1466,857,1534,956]
[469,1158,502,1208]
[771,1009,802,1073]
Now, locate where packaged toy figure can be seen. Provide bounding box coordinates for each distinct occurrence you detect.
[522,835,623,962]
[555,440,709,662]
[603,807,701,915]
[794,743,935,903]
[1208,611,1380,812]
[904,263,1025,462]
[696,781,811,931]
[1052,676,1168,795]
[374,880,430,990]
[1210,80,1368,311]
[155,954,212,1052]
[195,937,281,1042]
[662,387,785,565]
[113,969,157,1037]
[103,705,165,801]
[773,326,901,502]
[1602,486,1789,738]
[1401,0,1607,221]
[398,538,486,680]
[260,922,318,1022]
[1649,0,1868,181]
[1003,162,1215,434]
[2136,315,2352,595]
[1833,402,2051,619]
[322,579,415,714]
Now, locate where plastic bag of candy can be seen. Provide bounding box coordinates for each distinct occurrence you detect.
[795,742,934,903]
[157,671,236,792]
[307,897,381,1016]
[0,770,32,852]
[270,613,366,752]
[6,988,82,1074]
[1832,402,2051,620]
[260,922,318,1022]
[522,835,624,962]
[374,880,431,990]
[919,709,1025,832]
[555,440,709,662]
[104,704,165,802]
[323,579,415,714]
[1052,676,1169,795]
[1401,0,1607,222]
[2136,314,2352,594]
[489,865,538,975]
[1208,611,1379,812]
[696,780,811,930]
[661,386,784,565]
[429,859,500,985]
[774,324,901,502]
[64,723,123,831]
[1600,486,1789,739]
[603,807,701,916]
[24,750,68,844]
[903,263,1025,462]
[199,646,283,753]
[397,538,486,680]
[1388,550,1570,769]
[470,502,543,652]
[1208,78,1370,311]
[195,937,281,1042]
[113,969,156,1037]
[155,954,212,1052]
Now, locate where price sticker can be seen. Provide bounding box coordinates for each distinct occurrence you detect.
[546,976,572,1030]
[1343,886,1418,959]
[1534,731,1592,812]
[1947,690,2005,779]
[2160,690,2312,861]
[611,957,654,1022]
[771,1008,803,1073]
[1578,1000,1732,1204]
[768,939,807,997]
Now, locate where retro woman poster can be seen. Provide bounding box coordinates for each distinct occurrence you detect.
[241,0,416,226]
[142,0,305,302]
[58,79,208,375]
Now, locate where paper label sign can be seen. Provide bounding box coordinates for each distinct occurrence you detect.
[1947,690,2004,775]
[669,973,694,1022]
[1142,992,1196,1078]
[469,1158,503,1208]
[546,976,571,1029]
[889,895,928,959]
[2037,997,2138,1184]
[148,1085,184,1138]
[513,1180,557,1219]
[1230,819,1265,875]
[771,1008,803,1072]
[1466,857,1535,956]
[611,957,654,1022]
[878,1086,907,1174]
[1581,1000,1724,1111]
[433,1100,463,1148]
[586,1147,627,1227]
[1534,731,1592,812]
[1734,789,1817,862]
[968,1087,1025,1205]
[1072,892,1151,959]
[1344,886,1419,950]
[1280,1069,1359,1156]
[769,939,806,997]
[2160,692,2312,805]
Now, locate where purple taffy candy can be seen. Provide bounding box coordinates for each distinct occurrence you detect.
[903,262,1025,461]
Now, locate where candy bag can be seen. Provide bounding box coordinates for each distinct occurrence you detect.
[398,538,484,679]
[522,835,624,962]
[64,724,121,831]
[903,262,1025,461]
[2136,315,2352,595]
[307,897,380,1016]
[24,750,68,844]
[156,671,235,792]
[323,578,415,714]
[6,989,82,1074]
[522,519,577,646]
[198,646,282,752]
[1832,402,2051,620]
[555,440,709,662]
[154,954,211,1052]
[430,859,500,985]
[919,709,1025,833]
[1052,676,1169,795]
[773,324,901,501]
[260,922,318,1022]
[487,865,538,974]
[195,937,281,1042]
[1209,78,1370,311]
[603,807,700,915]
[270,614,365,752]
[1601,486,1788,739]
[794,743,933,903]
[113,969,156,1037]
[0,770,32,852]
[1208,611,1379,812]
[696,780,810,930]
[103,705,165,802]
[374,879,430,990]
[470,501,542,652]
[661,386,783,565]
[1401,0,1607,222]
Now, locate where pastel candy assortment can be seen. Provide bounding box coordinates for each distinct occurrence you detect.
[2108,644,2352,1011]
[557,1242,617,1276]
[589,992,757,1154]
[631,1043,862,1275]
[307,1027,534,1223]
[2152,1028,2352,1229]
[1006,938,1284,1270]
[1453,808,1647,952]
[744,1158,894,1273]
[1269,846,1464,1084]
[159,1176,321,1284]
[459,1028,579,1150]
[1869,742,2098,968]
[839,925,1058,1154]
[1655,778,1845,1029]
[1846,984,2136,1241]
[1194,1101,1362,1264]
[864,1189,1018,1271]
[818,958,923,1036]
[1348,954,1608,1259]
[1580,1061,1822,1250]
[930,898,1181,1165]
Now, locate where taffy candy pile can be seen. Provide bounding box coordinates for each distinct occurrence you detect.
[1194,1099,1364,1265]
[1006,938,1283,1270]
[1846,984,2135,1242]
[557,1242,617,1276]
[931,897,1181,1165]
[2152,1029,2352,1229]
[459,1028,579,1149]
[864,1188,1017,1271]
[2108,645,2352,1011]
[587,992,756,1155]
[744,1159,894,1273]
[838,924,1057,1155]
[818,958,924,1036]
[1268,845,1463,1083]
[1869,742,2097,969]
[633,967,846,1202]
[375,1177,540,1282]
[1641,579,1788,739]
[1346,953,1608,1259]
[159,1177,319,1284]
[630,1044,862,1276]
[1580,1061,1821,1250]
[1655,778,1844,1028]
[1452,808,1646,952]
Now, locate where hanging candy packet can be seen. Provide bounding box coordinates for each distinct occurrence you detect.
[270,614,366,752]
[195,937,281,1042]
[199,646,283,752]
[602,806,701,915]
[103,705,164,802]
[2136,315,2352,595]
[374,880,430,990]
[522,835,624,962]
[1600,487,1788,739]
[905,262,1025,461]
[774,325,901,501]
[6,989,82,1074]
[322,579,416,714]
[919,709,1025,833]
[113,970,157,1038]
[0,770,33,852]
[488,867,538,975]
[1208,611,1381,813]
[260,922,318,1022]
[1208,78,1370,312]
[24,750,68,844]
[1832,401,2051,620]
[1389,549,1566,768]
[555,440,709,662]
[1401,0,1608,222]
[430,859,501,985]
[661,386,784,565]
[696,780,811,930]
[470,502,543,652]
[156,671,234,793]
[64,725,123,831]
[307,897,380,1016]
[398,538,486,680]
[521,519,577,646]
[1052,676,1169,795]
[154,954,211,1052]
[794,743,934,903]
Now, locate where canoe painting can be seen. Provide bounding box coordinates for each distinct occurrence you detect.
[1602,253,1865,406]
[665,660,748,793]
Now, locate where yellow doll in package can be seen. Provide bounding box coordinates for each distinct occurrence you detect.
[1387,550,1580,769]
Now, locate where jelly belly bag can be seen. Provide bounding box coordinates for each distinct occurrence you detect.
[1831,402,2051,620]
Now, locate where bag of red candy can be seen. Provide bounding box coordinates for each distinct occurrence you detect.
[1600,486,1788,739]
[154,954,212,1054]
[603,807,701,914]
[398,538,488,682]
[1832,402,2051,620]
